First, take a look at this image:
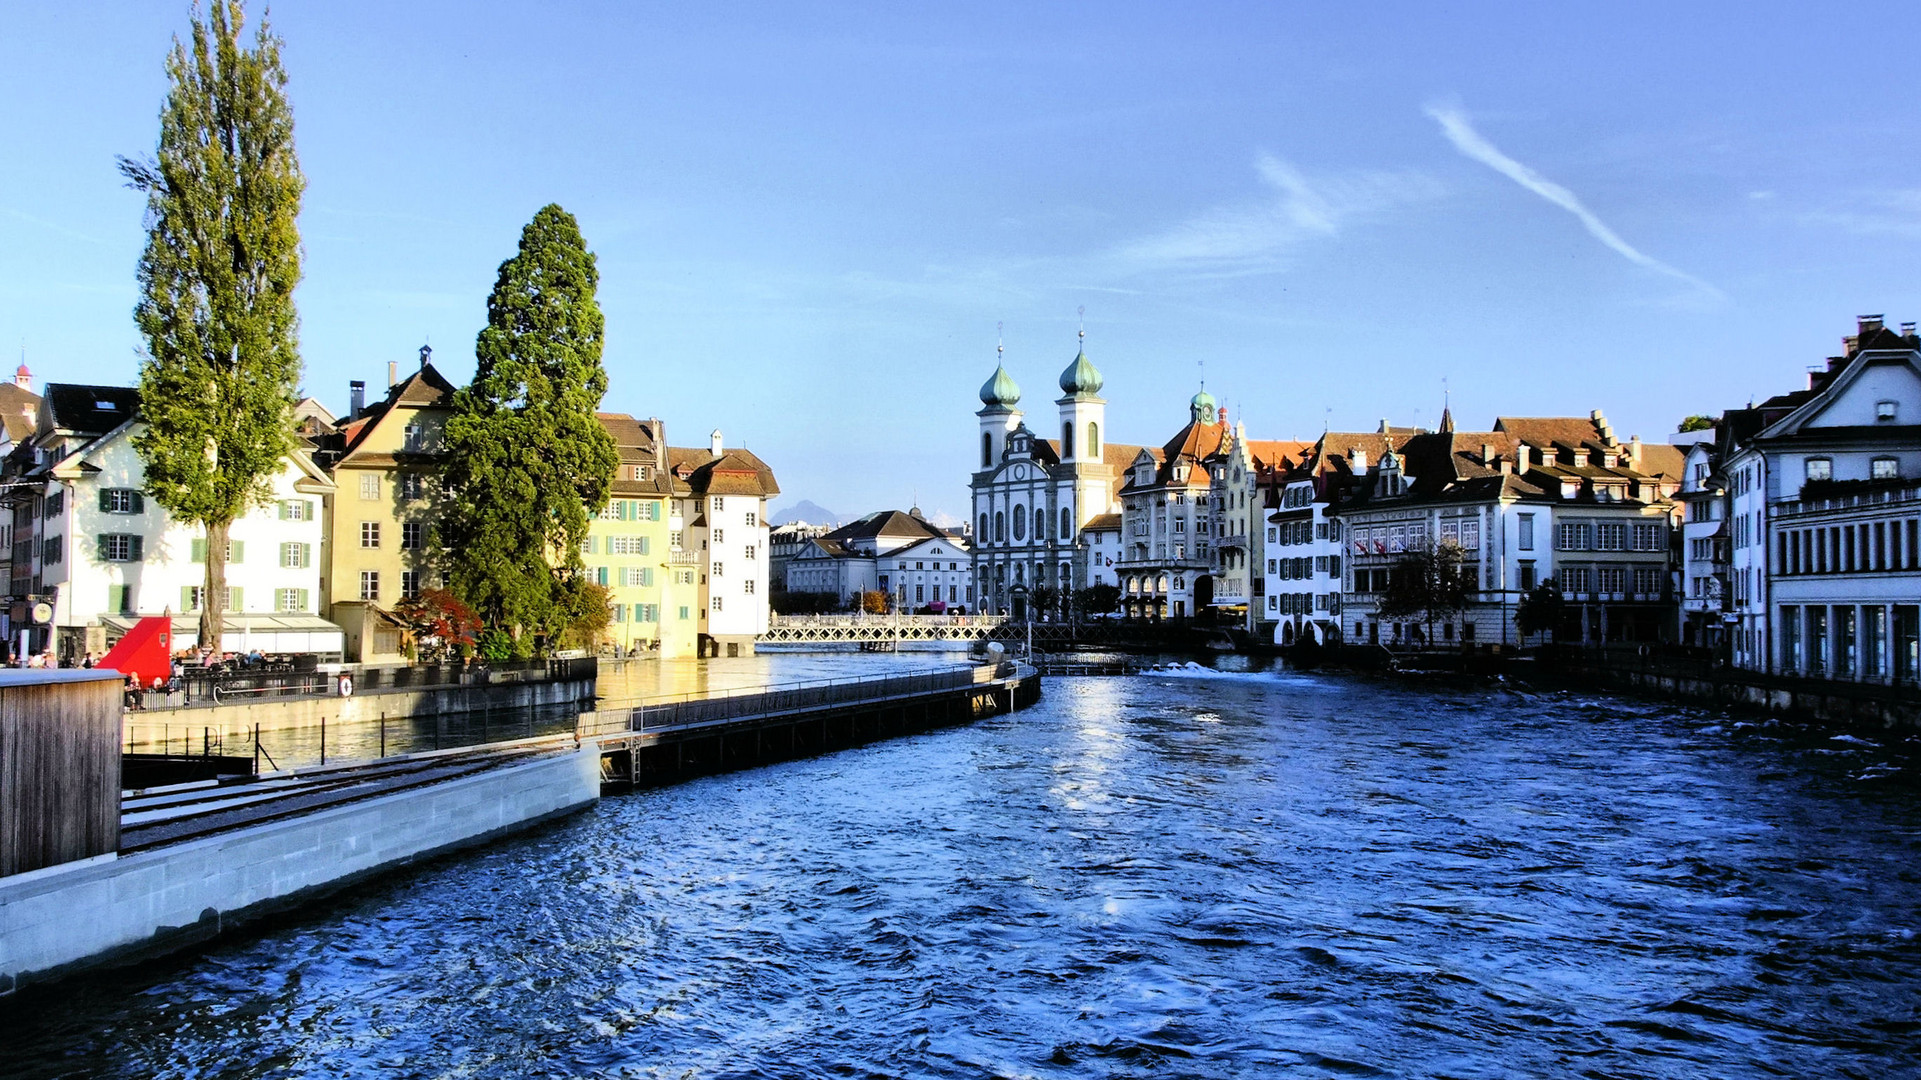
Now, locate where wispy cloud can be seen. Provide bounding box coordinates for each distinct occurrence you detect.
[1800,189,1921,239]
[1425,104,1721,299]
[1115,154,1440,269]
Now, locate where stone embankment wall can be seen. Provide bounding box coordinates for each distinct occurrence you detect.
[1547,662,1921,730]
[130,675,597,737]
[0,744,601,995]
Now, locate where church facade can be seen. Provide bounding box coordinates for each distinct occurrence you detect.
[969,335,1139,618]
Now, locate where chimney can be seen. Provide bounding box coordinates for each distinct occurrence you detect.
[1859,313,1884,336]
[1628,435,1643,469]
[649,417,666,471]
[709,429,723,458]
[1480,442,1494,465]
[1903,321,1917,340]
[1349,447,1366,471]
[349,380,366,418]
[388,360,399,388]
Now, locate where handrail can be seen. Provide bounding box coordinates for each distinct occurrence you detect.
[585,661,1013,737]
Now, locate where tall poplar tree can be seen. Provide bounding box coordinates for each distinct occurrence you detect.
[120,1,303,650]
[443,205,618,652]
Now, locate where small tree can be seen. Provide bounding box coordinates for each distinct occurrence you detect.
[1028,584,1060,622]
[1516,579,1565,644]
[1074,583,1121,618]
[121,1,304,650]
[859,590,890,614]
[1378,539,1470,645]
[555,580,612,652]
[393,588,481,662]
[443,205,618,654]
[1677,415,1716,433]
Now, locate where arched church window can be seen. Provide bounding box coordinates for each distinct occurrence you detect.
[1062,422,1074,459]
[978,513,989,539]
[994,511,1005,542]
[1013,504,1026,541]
[981,432,992,469]
[1060,508,1071,538]
[1088,422,1099,458]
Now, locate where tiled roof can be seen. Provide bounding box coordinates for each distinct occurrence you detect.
[0,383,39,442]
[1082,512,1122,531]
[339,363,457,458]
[667,445,781,498]
[824,510,943,544]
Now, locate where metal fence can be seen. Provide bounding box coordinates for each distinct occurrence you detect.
[128,656,598,712]
[585,661,1010,737]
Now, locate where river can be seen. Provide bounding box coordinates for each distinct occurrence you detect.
[7,658,1920,1078]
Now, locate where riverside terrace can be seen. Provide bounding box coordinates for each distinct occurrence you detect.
[0,659,1039,993]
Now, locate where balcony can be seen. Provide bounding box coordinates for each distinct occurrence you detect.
[1774,479,1921,519]
[1215,531,1250,550]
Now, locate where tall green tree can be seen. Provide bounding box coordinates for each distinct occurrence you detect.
[120,1,304,650]
[443,205,617,652]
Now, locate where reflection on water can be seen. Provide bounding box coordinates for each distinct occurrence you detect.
[597,647,976,706]
[15,663,1921,1078]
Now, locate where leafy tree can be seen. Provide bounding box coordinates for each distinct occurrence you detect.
[1677,415,1716,433]
[555,580,613,652]
[1028,584,1060,621]
[859,590,890,614]
[1516,579,1565,643]
[443,205,618,653]
[1074,583,1121,617]
[1378,539,1470,645]
[119,1,303,650]
[393,588,481,662]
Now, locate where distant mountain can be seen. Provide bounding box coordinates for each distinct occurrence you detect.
[771,500,841,526]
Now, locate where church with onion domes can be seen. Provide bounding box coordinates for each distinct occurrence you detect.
[969,331,1143,618]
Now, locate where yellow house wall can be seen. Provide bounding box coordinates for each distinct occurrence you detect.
[587,496,698,657]
[323,407,449,632]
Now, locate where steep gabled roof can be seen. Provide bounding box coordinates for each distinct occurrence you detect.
[41,384,140,438]
[1082,512,1122,531]
[337,362,458,460]
[823,510,942,545]
[667,445,781,498]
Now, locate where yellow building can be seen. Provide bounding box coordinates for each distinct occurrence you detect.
[589,413,696,657]
[319,355,455,660]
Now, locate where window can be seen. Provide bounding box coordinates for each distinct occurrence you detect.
[1558,523,1591,550]
[1877,400,1898,422]
[1633,523,1662,551]
[712,497,725,511]
[744,545,756,560]
[190,538,245,563]
[359,474,381,500]
[279,541,312,568]
[1519,562,1536,591]
[401,571,420,600]
[278,499,314,521]
[97,533,142,562]
[1563,567,1592,593]
[671,530,684,549]
[1519,513,1535,552]
[610,536,648,555]
[1805,457,1832,482]
[43,490,64,518]
[41,536,63,564]
[712,596,723,612]
[100,489,144,514]
[713,528,724,544]
[402,522,425,550]
[1088,421,1100,457]
[361,522,381,548]
[1598,567,1626,593]
[1596,523,1625,551]
[277,587,310,613]
[360,571,379,601]
[107,585,133,614]
[403,421,424,451]
[678,605,691,620]
[1872,457,1900,480]
[745,511,757,527]
[1634,568,1663,594]
[398,472,423,500]
[182,586,240,612]
[745,579,756,595]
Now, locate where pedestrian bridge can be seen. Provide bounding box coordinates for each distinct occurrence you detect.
[758,614,1008,644]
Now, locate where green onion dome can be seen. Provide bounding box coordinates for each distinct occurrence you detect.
[1189,387,1218,423]
[1059,346,1104,395]
[980,364,1021,407]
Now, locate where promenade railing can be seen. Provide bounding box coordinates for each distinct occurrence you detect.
[584,661,1013,738]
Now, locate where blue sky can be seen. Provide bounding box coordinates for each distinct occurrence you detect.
[5,2,1921,524]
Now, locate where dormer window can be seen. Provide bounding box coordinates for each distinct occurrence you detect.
[1872,457,1900,480]
[1877,400,1898,422]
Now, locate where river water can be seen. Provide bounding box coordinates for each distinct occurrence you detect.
[8,659,1921,1078]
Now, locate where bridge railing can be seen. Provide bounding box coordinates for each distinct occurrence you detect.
[769,614,1009,629]
[584,661,1012,737]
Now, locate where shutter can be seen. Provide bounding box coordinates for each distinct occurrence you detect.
[228,587,243,612]
[640,537,651,555]
[131,491,143,513]
[229,540,244,564]
[129,535,143,561]
[96,534,109,560]
[192,538,206,563]
[278,500,289,520]
[99,489,112,512]
[182,586,196,611]
[642,567,653,587]
[298,589,310,611]
[302,543,312,569]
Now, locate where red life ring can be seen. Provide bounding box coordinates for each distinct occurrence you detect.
[339,673,354,697]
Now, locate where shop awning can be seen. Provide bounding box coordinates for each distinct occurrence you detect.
[100,614,346,655]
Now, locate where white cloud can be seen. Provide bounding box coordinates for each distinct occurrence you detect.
[1425,104,1721,299]
[1116,154,1440,268]
[1801,189,1921,239]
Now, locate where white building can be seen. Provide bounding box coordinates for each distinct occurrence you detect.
[1080,513,1121,594]
[785,510,970,610]
[1727,316,1921,683]
[1116,390,1228,621]
[1674,432,1727,649]
[1206,429,1311,633]
[668,432,780,657]
[970,334,1140,619]
[24,383,340,662]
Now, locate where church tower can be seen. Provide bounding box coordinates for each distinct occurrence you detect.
[976,343,1022,472]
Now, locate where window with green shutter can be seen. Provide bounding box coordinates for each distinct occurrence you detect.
[192,538,206,563]
[641,567,654,587]
[595,566,610,586]
[227,587,244,612]
[228,540,244,564]
[108,585,131,613]
[99,489,144,514]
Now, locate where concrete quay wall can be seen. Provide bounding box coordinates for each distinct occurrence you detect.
[0,743,601,995]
